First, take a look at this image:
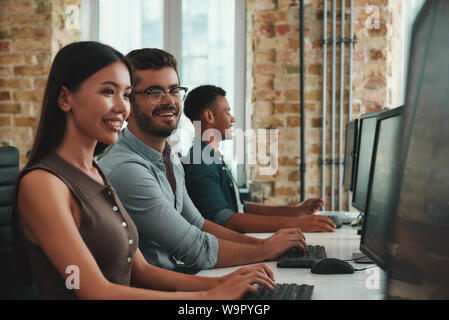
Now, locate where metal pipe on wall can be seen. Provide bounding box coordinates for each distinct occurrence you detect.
[321,0,355,211]
[331,0,337,211]
[347,0,354,211]
[300,0,306,202]
[338,0,346,211]
[321,0,328,210]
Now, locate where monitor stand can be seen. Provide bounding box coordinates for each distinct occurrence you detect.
[352,252,372,264]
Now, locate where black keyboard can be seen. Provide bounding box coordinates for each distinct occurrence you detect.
[243,283,314,300]
[277,245,327,268]
[328,215,343,228]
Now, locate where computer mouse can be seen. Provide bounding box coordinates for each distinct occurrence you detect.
[310,258,355,274]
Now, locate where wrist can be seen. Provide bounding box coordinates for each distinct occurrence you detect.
[217,275,229,286]
[259,238,272,260]
[196,290,211,300]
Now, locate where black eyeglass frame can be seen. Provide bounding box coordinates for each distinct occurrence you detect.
[133,86,189,102]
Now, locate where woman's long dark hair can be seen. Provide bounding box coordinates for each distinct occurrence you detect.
[26,41,134,168]
[13,41,134,285]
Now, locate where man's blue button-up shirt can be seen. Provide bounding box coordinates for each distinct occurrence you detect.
[98,128,218,271]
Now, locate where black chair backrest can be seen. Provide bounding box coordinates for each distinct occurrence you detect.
[0,146,38,299]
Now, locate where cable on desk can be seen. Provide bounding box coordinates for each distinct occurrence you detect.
[354,265,377,272]
[343,254,367,262]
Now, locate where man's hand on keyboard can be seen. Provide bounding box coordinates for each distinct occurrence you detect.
[294,198,326,216]
[296,215,336,232]
[262,228,308,260]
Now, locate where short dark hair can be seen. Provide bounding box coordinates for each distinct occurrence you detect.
[125,48,179,85]
[183,85,226,121]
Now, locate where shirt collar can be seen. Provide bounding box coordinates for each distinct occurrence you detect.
[122,127,172,165]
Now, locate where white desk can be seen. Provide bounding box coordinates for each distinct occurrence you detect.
[197,225,387,300]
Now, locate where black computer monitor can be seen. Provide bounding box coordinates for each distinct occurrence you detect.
[360,107,403,270]
[342,119,358,191]
[386,0,449,300]
[351,110,385,213]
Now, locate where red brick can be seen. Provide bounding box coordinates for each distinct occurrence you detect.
[255,11,287,23]
[14,65,50,76]
[255,115,284,128]
[13,116,39,127]
[0,115,11,126]
[0,54,23,64]
[0,78,32,89]
[13,90,44,102]
[275,102,300,114]
[288,170,300,182]
[254,63,285,75]
[254,89,283,101]
[0,92,11,101]
[278,157,300,166]
[275,24,292,36]
[0,103,21,114]
[286,116,300,127]
[308,63,323,75]
[254,74,273,88]
[254,22,273,37]
[369,49,385,61]
[0,41,10,52]
[275,186,297,197]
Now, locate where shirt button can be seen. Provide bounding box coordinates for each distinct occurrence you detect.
[112,206,118,212]
[127,257,132,263]
[128,239,134,246]
[229,183,233,187]
[122,221,127,228]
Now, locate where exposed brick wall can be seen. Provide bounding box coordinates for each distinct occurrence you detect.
[0,0,80,165]
[247,0,404,209]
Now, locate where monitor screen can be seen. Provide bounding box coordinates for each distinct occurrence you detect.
[386,0,449,300]
[342,119,358,191]
[360,107,403,270]
[352,110,385,212]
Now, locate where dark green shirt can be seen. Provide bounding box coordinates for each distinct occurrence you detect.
[183,139,244,226]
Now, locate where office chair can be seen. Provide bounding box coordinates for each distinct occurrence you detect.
[0,146,38,299]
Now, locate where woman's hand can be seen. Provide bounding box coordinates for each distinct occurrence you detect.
[206,264,276,300]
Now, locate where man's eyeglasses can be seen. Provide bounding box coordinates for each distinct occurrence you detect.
[133,86,188,104]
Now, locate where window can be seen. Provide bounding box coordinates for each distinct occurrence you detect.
[81,0,247,186]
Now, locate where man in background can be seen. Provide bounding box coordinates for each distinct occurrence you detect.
[183,85,335,234]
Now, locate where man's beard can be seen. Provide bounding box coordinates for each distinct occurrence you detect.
[132,102,179,138]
